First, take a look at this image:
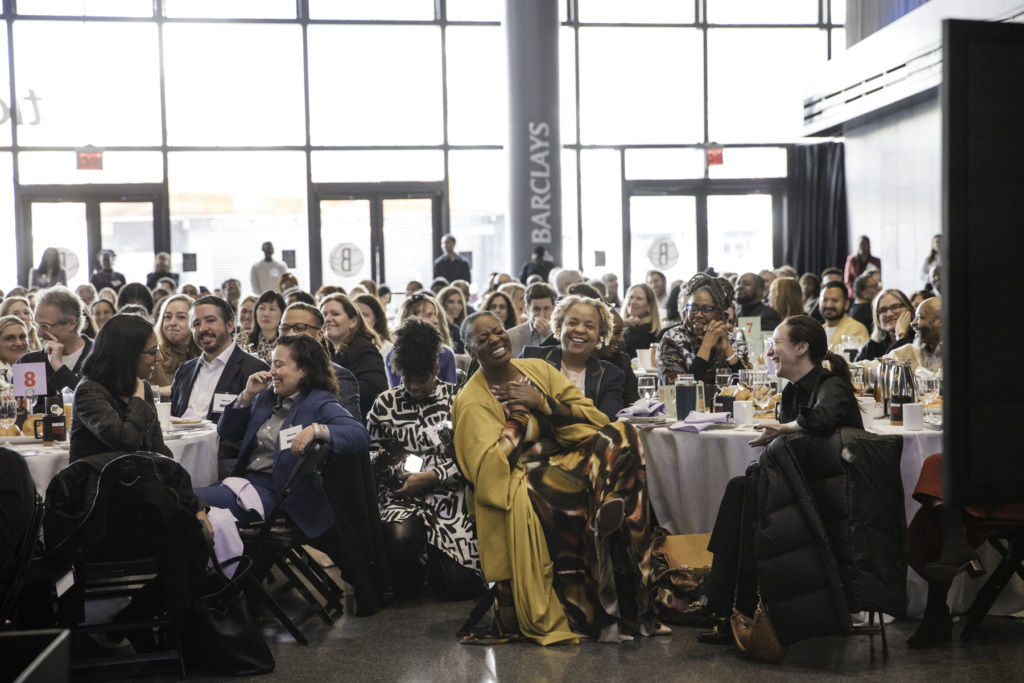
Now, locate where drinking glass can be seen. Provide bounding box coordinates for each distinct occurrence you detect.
[715,368,734,392]
[849,365,865,394]
[638,375,658,401]
[916,375,941,406]
[0,397,16,430]
[749,372,773,413]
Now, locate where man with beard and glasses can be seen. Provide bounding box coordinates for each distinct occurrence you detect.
[734,272,782,332]
[171,295,269,423]
[879,297,942,373]
[819,280,869,352]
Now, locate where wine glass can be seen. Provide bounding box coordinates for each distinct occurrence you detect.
[0,396,16,431]
[715,368,734,392]
[638,375,658,401]
[748,371,773,415]
[916,375,941,407]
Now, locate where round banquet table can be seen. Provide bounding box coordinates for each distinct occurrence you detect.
[8,425,220,498]
[634,417,1023,619]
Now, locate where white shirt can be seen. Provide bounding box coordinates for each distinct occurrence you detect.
[183,341,237,419]
[59,340,88,373]
[251,259,287,296]
[560,362,586,393]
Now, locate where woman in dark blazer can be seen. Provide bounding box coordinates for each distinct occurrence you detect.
[70,313,169,462]
[195,334,370,540]
[320,293,388,421]
[518,294,625,421]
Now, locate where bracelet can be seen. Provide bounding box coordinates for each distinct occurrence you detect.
[726,353,738,363]
[313,423,322,441]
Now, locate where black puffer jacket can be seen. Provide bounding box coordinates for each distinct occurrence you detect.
[748,427,906,646]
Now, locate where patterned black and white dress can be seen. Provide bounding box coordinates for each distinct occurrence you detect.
[367,381,480,573]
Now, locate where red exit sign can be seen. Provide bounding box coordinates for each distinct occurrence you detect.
[77,150,102,170]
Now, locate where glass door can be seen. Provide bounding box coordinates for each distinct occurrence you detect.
[627,194,698,290]
[311,182,446,294]
[28,203,89,288]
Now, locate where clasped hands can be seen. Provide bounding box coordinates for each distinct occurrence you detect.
[491,377,542,414]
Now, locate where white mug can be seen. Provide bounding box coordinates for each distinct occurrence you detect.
[903,402,925,431]
[636,349,652,369]
[734,400,754,426]
[156,402,172,432]
[857,396,876,421]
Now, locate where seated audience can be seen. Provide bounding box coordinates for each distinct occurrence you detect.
[799,272,821,318]
[768,276,804,320]
[594,306,639,406]
[820,280,869,351]
[481,290,517,330]
[658,273,750,385]
[354,293,393,357]
[520,295,625,421]
[688,315,863,644]
[734,272,782,332]
[90,298,117,331]
[1,296,42,351]
[621,283,662,359]
[507,282,557,359]
[385,293,457,388]
[278,302,360,417]
[170,295,269,423]
[194,334,370,549]
[69,313,168,462]
[437,285,468,354]
[237,295,257,335]
[910,289,933,309]
[878,296,942,373]
[236,290,284,364]
[848,270,881,331]
[368,319,483,600]
[316,295,387,419]
[854,288,914,362]
[498,281,527,324]
[454,311,660,644]
[0,315,29,374]
[75,283,97,308]
[15,286,91,409]
[150,294,201,400]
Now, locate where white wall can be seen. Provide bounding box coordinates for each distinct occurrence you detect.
[844,96,941,296]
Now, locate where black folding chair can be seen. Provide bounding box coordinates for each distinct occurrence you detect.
[960,531,1024,641]
[238,441,345,645]
[0,493,44,628]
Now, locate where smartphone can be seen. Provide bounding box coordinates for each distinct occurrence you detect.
[403,455,423,473]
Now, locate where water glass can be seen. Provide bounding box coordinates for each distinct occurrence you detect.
[638,375,658,401]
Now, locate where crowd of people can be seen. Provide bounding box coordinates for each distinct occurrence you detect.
[5,230,1014,655]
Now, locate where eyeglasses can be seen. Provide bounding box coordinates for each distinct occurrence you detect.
[765,338,792,350]
[35,320,69,334]
[278,323,322,334]
[877,303,905,316]
[141,345,161,357]
[684,304,718,316]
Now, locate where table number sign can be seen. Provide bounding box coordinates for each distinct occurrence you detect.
[736,317,763,366]
[12,362,47,397]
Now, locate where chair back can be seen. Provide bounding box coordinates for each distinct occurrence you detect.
[250,441,330,549]
[0,493,44,627]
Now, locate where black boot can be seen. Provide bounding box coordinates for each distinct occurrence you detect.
[922,505,984,582]
[907,587,952,649]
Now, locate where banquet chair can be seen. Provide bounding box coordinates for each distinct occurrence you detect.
[0,492,44,629]
[960,531,1024,641]
[238,441,344,646]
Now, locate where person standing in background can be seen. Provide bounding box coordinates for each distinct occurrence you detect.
[433,233,472,284]
[90,249,126,293]
[843,235,881,299]
[146,252,179,290]
[30,248,67,288]
[250,241,288,295]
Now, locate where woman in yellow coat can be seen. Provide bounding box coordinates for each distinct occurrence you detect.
[452,311,658,645]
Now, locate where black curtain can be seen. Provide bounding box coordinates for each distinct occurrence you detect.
[786,142,849,275]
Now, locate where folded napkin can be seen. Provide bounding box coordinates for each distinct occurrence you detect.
[616,398,667,419]
[669,411,733,433]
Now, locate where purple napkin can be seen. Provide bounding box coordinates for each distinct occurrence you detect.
[669,411,734,433]
[616,398,667,419]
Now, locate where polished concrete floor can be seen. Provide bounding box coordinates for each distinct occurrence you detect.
[144,589,1024,683]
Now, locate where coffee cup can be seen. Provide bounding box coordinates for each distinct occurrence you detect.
[857,396,876,422]
[156,403,172,432]
[903,403,924,430]
[636,349,652,370]
[733,400,754,426]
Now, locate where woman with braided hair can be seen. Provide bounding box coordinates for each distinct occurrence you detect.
[657,272,750,384]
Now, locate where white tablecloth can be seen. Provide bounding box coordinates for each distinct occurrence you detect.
[636,418,1023,618]
[11,426,220,497]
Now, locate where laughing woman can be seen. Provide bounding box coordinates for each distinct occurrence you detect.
[453,311,659,645]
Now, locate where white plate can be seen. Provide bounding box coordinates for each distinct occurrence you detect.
[704,422,738,430]
[169,419,212,430]
[0,435,50,445]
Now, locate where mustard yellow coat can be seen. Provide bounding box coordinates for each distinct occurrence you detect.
[452,359,609,645]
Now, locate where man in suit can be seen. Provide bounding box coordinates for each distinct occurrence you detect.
[170,295,269,423]
[16,286,92,411]
[506,282,557,358]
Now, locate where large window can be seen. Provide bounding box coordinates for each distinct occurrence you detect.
[3,1,843,295]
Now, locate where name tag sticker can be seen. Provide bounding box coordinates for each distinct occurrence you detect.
[279,425,302,451]
[212,393,236,413]
[56,569,75,598]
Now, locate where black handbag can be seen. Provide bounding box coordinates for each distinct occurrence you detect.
[180,529,275,676]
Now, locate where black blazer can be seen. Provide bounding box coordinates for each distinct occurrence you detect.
[518,345,625,421]
[332,334,388,422]
[16,336,93,412]
[169,343,269,422]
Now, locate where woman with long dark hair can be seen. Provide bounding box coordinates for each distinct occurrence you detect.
[354,293,393,355]
[29,247,67,288]
[481,290,517,330]
[319,293,388,420]
[70,313,169,462]
[236,290,285,364]
[687,315,864,644]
